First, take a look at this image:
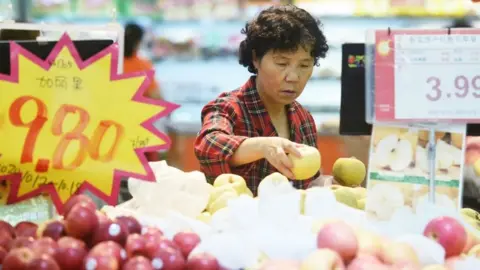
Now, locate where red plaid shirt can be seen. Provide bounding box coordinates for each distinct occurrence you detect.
[194,76,320,194]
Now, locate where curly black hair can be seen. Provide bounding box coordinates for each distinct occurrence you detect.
[239,4,329,74]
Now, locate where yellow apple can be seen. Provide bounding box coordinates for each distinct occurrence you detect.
[213,173,247,194]
[288,145,321,180]
[332,157,366,186]
[357,198,366,210]
[352,187,367,200]
[333,187,358,209]
[209,185,238,205]
[207,190,238,214]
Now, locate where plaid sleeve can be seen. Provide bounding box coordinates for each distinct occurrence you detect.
[194,99,248,182]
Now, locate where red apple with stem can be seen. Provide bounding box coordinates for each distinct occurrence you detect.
[63,194,97,215]
[38,220,66,241]
[116,216,142,234]
[15,221,38,238]
[424,216,467,258]
[2,247,35,270]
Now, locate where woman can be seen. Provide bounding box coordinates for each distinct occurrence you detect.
[194,5,329,194]
[123,22,163,162]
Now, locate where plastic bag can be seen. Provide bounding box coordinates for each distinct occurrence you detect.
[126,161,211,219]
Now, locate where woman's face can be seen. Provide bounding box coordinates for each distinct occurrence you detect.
[253,46,314,106]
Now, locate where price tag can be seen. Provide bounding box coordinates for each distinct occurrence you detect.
[374,29,480,123]
[0,33,178,212]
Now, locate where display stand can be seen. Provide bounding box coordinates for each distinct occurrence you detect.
[364,28,480,205]
[0,14,123,221]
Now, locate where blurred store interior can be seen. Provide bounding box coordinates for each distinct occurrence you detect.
[1,0,479,177]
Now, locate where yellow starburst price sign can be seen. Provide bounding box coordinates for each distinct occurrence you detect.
[0,34,178,212]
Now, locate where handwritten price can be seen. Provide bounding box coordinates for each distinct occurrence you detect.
[426,75,480,101]
[10,96,125,173]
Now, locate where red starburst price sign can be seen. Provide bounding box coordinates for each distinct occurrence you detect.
[0,34,178,212]
[374,28,480,123]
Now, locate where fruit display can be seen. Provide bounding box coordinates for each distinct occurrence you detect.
[0,194,217,270]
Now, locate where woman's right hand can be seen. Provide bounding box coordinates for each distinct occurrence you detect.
[260,137,303,179]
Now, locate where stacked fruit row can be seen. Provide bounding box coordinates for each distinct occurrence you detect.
[0,195,218,270]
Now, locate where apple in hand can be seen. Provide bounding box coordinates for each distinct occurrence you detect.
[38,220,65,240]
[65,203,99,239]
[2,247,35,270]
[115,216,142,235]
[26,254,60,270]
[28,237,58,257]
[126,233,147,258]
[123,256,154,270]
[423,216,467,258]
[173,231,201,257]
[91,220,128,246]
[15,221,38,238]
[317,221,358,263]
[150,247,186,270]
[301,249,345,270]
[55,236,87,270]
[186,252,221,270]
[288,144,321,180]
[63,194,96,216]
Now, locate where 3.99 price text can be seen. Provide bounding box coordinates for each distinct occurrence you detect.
[9,95,125,172]
[426,75,480,101]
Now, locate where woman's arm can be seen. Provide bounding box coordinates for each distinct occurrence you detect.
[194,100,251,179]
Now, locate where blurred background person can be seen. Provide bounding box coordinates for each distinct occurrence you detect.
[123,22,165,162]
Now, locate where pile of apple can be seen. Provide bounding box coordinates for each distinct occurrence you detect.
[263,215,477,270]
[0,195,221,270]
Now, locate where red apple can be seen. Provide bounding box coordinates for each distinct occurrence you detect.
[125,233,147,258]
[91,220,128,246]
[55,236,87,270]
[150,247,186,270]
[123,256,154,270]
[173,231,201,258]
[84,250,119,270]
[0,245,8,264]
[317,221,358,263]
[90,241,127,265]
[0,229,13,250]
[65,203,99,239]
[15,221,38,238]
[26,254,60,270]
[142,227,164,237]
[145,237,178,259]
[28,237,58,257]
[38,220,66,241]
[0,220,15,237]
[2,247,35,270]
[115,216,142,235]
[186,252,220,270]
[63,194,97,216]
[423,216,467,257]
[9,236,35,250]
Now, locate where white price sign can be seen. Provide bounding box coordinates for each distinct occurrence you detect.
[374,29,480,123]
